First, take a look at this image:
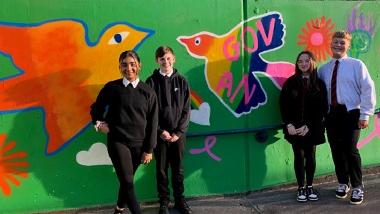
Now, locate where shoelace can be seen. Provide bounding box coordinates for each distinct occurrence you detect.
[337,184,347,192]
[308,187,316,195]
[352,189,363,199]
[298,188,306,196]
[183,202,190,209]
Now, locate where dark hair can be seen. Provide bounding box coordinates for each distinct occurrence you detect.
[119,50,141,64]
[294,50,320,91]
[155,46,174,59]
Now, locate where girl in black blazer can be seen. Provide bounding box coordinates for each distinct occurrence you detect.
[280,51,328,202]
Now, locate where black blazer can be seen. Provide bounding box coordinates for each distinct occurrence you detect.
[280,75,328,145]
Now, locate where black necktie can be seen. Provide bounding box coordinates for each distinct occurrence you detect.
[331,60,339,107]
[302,77,308,90]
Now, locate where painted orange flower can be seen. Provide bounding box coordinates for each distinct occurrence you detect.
[0,134,29,196]
[297,16,335,62]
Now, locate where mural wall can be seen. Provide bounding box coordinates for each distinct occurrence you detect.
[0,0,379,213]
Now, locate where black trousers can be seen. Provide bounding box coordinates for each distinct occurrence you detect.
[292,143,316,187]
[326,105,362,188]
[154,136,185,204]
[107,141,142,214]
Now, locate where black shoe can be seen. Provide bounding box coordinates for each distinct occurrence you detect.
[297,187,307,202]
[350,188,364,205]
[306,186,319,201]
[113,207,125,214]
[174,200,192,214]
[336,184,350,199]
[158,203,170,214]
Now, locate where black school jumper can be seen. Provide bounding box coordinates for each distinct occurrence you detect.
[90,79,158,214]
[146,69,190,205]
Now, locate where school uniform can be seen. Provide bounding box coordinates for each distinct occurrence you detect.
[319,56,376,189]
[90,78,158,213]
[280,74,328,187]
[146,68,190,205]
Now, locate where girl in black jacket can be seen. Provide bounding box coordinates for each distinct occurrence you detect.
[280,51,328,202]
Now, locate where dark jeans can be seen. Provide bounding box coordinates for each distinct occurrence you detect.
[326,105,362,188]
[155,136,185,204]
[107,141,142,214]
[292,144,316,187]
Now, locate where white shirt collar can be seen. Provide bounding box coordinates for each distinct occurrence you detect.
[333,54,348,64]
[159,69,173,77]
[122,77,139,88]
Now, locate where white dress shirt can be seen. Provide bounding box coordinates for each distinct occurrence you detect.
[318,55,376,120]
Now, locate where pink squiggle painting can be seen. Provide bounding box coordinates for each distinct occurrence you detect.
[189,135,221,161]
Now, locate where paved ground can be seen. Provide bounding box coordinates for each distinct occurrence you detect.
[47,166,380,214]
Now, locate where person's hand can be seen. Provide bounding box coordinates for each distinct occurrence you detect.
[94,121,109,133]
[94,121,102,132]
[97,121,109,134]
[297,125,309,136]
[358,120,369,129]
[141,152,153,164]
[287,124,297,135]
[98,122,109,133]
[169,134,179,143]
[160,130,172,141]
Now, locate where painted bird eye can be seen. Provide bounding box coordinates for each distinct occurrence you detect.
[195,37,201,46]
[108,31,130,45]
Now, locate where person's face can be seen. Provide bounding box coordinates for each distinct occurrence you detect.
[331,37,350,59]
[297,53,312,73]
[157,53,175,73]
[119,56,140,81]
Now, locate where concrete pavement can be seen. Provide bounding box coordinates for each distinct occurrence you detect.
[48,166,380,214]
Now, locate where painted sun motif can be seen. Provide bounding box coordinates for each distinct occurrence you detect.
[0,134,29,196]
[297,16,335,62]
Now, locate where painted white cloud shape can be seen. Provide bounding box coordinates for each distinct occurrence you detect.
[76,142,112,166]
[190,102,211,126]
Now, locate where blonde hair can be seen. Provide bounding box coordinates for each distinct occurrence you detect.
[332,30,352,42]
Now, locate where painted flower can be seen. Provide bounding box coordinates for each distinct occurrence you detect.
[0,134,29,196]
[297,16,335,62]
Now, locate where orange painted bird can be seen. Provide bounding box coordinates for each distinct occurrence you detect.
[0,19,153,155]
[178,12,294,117]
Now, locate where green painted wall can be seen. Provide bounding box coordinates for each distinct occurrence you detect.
[0,0,379,213]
